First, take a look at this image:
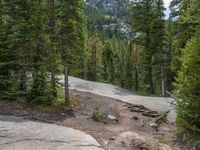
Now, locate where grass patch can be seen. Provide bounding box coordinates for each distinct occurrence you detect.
[154,136,173,144]
[92,106,107,124]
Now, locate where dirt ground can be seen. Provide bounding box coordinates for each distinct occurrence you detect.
[0,90,184,150]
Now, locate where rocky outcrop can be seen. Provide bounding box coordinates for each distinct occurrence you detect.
[108,132,173,150]
[0,116,103,150]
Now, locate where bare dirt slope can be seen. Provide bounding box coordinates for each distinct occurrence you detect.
[0,90,182,150]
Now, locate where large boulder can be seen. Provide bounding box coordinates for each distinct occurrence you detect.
[0,116,103,150]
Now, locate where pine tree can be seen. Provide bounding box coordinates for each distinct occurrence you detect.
[0,1,14,98]
[175,27,200,138]
[102,41,115,83]
[150,0,166,95]
[125,42,134,90]
[130,0,166,95]
[46,0,58,98]
[57,0,87,105]
[0,0,29,99]
[28,0,54,104]
[170,0,200,75]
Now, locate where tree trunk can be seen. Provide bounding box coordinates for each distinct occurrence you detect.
[160,48,165,96]
[135,65,138,91]
[160,65,165,95]
[64,65,70,105]
[93,45,97,81]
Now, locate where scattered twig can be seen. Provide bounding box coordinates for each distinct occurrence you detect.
[22,115,54,124]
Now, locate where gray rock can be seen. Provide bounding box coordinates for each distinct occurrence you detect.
[107,114,118,122]
[108,131,173,150]
[60,113,66,116]
[149,123,158,128]
[0,116,103,150]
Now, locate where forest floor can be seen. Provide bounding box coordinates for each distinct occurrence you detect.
[0,90,186,150]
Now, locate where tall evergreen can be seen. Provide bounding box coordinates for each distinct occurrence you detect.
[0,1,15,98]
[0,0,31,99]
[175,27,200,138]
[130,0,166,95]
[46,0,58,98]
[57,0,87,105]
[170,0,200,74]
[151,0,166,95]
[88,33,103,81]
[102,41,114,83]
[27,0,54,104]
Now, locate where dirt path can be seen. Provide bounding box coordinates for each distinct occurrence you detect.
[0,90,182,150]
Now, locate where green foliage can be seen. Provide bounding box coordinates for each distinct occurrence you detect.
[85,0,129,37]
[0,0,87,106]
[92,106,107,124]
[170,0,200,74]
[175,28,200,137]
[130,0,167,95]
[28,72,55,106]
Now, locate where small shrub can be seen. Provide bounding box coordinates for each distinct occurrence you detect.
[92,107,107,124]
[70,96,80,107]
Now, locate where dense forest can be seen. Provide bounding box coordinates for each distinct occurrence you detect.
[0,0,200,148]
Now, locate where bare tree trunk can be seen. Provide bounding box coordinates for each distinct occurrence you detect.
[135,66,138,91]
[160,29,165,96]
[160,50,165,96]
[64,65,70,105]
[93,45,97,81]
[161,65,165,96]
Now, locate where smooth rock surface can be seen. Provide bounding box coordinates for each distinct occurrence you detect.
[62,76,176,122]
[0,116,103,150]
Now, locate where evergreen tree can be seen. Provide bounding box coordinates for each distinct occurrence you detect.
[130,0,166,95]
[57,0,87,105]
[28,0,54,104]
[0,0,31,99]
[175,27,200,138]
[102,41,114,83]
[151,0,166,95]
[46,0,58,98]
[0,1,16,99]
[170,0,200,75]
[125,42,134,90]
[88,33,103,81]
